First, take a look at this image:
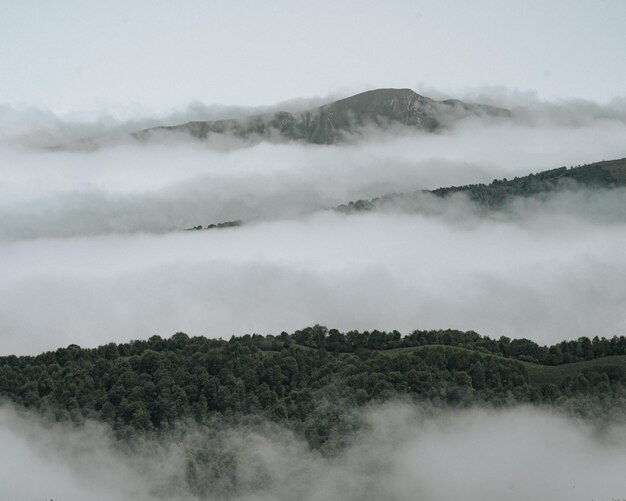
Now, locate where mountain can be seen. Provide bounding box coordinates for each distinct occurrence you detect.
[336,157,626,212]
[177,157,626,230]
[134,88,511,144]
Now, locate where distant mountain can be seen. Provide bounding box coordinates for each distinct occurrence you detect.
[336,157,626,212]
[134,88,510,144]
[178,158,626,232]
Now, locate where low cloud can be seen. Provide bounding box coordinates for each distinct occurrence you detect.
[1,94,625,354]
[2,403,626,500]
[1,113,626,241]
[0,94,337,147]
[2,201,626,354]
[446,86,626,125]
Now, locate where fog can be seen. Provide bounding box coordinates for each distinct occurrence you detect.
[0,94,337,147]
[2,97,626,500]
[2,402,626,501]
[2,116,626,241]
[1,106,626,354]
[2,202,626,353]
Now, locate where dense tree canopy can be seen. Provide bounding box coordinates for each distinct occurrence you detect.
[336,157,626,212]
[2,326,626,449]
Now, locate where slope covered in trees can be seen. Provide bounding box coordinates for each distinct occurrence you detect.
[336,157,626,212]
[2,326,626,449]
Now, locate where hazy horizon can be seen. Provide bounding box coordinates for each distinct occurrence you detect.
[1,103,626,355]
[2,0,626,115]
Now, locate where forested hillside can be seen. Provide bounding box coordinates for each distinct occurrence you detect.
[337,157,626,212]
[2,326,626,451]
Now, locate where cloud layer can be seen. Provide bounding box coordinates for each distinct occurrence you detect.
[2,112,626,240]
[1,107,626,354]
[2,403,626,501]
[2,96,626,500]
[3,202,626,354]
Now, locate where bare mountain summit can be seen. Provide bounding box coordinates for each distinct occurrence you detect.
[135,88,510,144]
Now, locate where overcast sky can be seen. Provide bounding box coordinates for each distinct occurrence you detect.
[1,0,625,116]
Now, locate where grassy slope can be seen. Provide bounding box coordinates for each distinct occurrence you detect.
[272,343,626,387]
[523,355,626,386]
[381,345,626,386]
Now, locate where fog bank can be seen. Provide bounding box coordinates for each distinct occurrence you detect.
[1,115,626,241]
[2,199,626,354]
[1,100,626,354]
[2,403,626,501]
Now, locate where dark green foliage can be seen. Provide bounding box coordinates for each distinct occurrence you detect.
[431,158,625,207]
[185,220,242,231]
[336,157,626,213]
[2,326,626,450]
[4,328,626,499]
[525,354,626,386]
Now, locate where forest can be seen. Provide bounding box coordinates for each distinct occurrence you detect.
[2,326,626,454]
[336,157,626,212]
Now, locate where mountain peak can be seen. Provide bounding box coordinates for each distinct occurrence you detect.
[329,87,423,104]
[134,88,510,145]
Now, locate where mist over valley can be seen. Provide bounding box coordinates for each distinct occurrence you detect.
[2,2,626,499]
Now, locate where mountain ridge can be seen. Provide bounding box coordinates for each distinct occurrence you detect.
[134,88,511,144]
[336,157,626,213]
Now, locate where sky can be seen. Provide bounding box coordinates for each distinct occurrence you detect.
[1,0,626,116]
